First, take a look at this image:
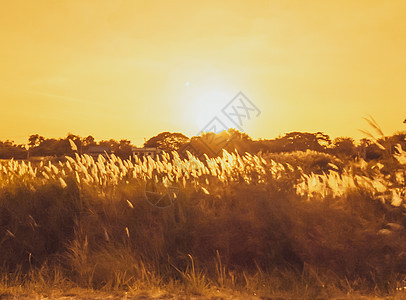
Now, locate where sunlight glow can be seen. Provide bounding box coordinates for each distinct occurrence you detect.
[0,1,405,143]
[191,89,234,131]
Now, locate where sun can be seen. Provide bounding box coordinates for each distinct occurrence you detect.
[191,89,234,132]
[179,76,236,134]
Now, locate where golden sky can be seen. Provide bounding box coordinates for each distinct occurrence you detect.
[0,0,405,145]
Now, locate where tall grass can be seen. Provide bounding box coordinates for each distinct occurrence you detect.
[0,147,405,298]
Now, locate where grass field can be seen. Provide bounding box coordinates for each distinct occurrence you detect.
[0,147,406,299]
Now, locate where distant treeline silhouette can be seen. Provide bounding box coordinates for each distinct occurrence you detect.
[0,129,405,160]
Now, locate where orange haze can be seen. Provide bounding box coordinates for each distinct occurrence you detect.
[0,0,405,145]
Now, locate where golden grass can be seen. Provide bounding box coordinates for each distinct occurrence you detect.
[0,147,405,298]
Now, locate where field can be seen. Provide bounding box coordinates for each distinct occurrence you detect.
[0,147,406,299]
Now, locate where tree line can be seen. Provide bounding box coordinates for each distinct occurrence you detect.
[0,134,133,159]
[0,129,405,161]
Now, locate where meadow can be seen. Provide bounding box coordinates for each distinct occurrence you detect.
[0,146,405,299]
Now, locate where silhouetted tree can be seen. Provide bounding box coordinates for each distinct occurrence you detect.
[331,137,356,157]
[0,140,26,159]
[82,135,96,147]
[226,129,253,154]
[115,139,132,158]
[273,132,331,152]
[66,133,81,153]
[28,134,45,148]
[144,132,189,151]
[189,131,230,157]
[227,128,252,141]
[99,139,120,153]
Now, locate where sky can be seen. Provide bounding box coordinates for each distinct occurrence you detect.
[0,0,405,146]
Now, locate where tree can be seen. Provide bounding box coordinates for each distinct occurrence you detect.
[315,132,331,148]
[226,129,253,153]
[28,134,45,148]
[144,132,189,151]
[116,139,132,158]
[0,140,27,159]
[66,133,81,148]
[99,139,120,153]
[227,128,252,141]
[82,135,96,147]
[332,137,356,157]
[275,132,331,152]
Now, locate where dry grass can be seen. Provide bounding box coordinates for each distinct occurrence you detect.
[0,147,405,298]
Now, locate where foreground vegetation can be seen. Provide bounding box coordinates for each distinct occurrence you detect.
[0,144,406,298]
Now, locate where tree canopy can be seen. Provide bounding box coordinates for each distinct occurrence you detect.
[144,132,189,151]
[0,128,405,160]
